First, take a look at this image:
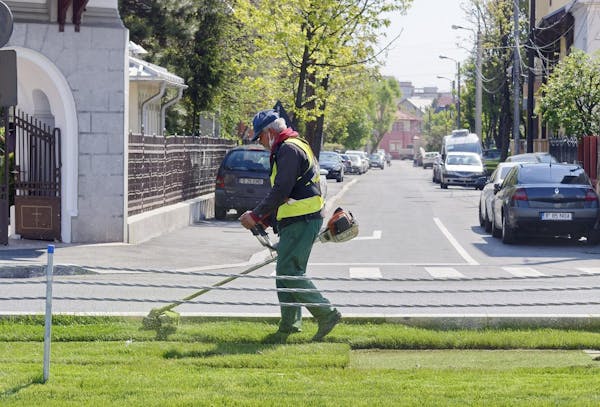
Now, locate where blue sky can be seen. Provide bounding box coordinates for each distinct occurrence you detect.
[378,0,473,92]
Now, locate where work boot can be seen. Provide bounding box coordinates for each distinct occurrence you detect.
[312,310,341,341]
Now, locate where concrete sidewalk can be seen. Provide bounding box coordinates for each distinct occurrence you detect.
[0,179,356,277]
[0,219,266,277]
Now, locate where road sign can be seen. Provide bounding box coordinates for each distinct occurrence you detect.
[0,1,13,47]
[0,49,17,106]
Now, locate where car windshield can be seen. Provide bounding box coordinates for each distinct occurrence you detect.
[348,155,360,163]
[224,150,270,172]
[517,165,590,185]
[446,154,482,166]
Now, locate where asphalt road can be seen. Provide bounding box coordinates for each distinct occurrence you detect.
[1,160,600,319]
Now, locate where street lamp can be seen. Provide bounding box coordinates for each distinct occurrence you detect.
[436,75,456,106]
[439,55,460,129]
[452,24,482,140]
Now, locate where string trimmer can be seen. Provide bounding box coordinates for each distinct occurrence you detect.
[141,208,358,339]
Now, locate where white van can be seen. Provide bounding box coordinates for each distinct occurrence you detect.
[441,129,483,160]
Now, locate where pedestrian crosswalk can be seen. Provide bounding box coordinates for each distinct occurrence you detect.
[260,264,599,280]
[322,266,600,279]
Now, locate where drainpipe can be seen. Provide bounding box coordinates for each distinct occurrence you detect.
[140,82,166,134]
[160,87,184,136]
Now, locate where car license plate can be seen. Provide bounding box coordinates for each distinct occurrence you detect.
[239,178,263,185]
[540,212,572,221]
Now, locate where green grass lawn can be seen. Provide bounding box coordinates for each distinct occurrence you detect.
[1,316,599,406]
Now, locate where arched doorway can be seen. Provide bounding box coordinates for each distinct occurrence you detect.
[7,47,78,243]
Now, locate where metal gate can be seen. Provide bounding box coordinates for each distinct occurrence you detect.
[11,108,62,241]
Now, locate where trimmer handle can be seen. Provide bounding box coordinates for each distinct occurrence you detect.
[251,224,268,237]
[251,224,278,252]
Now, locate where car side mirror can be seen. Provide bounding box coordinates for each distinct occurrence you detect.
[493,183,502,194]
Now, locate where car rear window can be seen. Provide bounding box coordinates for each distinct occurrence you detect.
[319,152,339,162]
[224,150,270,172]
[517,166,590,185]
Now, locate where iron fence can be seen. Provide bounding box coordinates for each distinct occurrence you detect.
[128,132,236,216]
[549,136,579,164]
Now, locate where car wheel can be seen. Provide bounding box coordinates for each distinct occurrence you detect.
[214,205,227,220]
[484,212,493,233]
[478,205,485,228]
[491,212,502,238]
[440,182,448,189]
[501,215,516,244]
[336,173,343,182]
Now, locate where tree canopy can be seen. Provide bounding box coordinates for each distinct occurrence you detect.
[119,0,413,151]
[538,49,600,138]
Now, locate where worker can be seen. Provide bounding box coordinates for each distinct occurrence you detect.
[239,109,341,342]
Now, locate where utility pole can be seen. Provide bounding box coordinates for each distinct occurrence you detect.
[457,61,461,129]
[512,0,521,155]
[475,26,482,141]
[526,0,536,153]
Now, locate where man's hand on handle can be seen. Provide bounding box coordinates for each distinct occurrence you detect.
[239,210,257,230]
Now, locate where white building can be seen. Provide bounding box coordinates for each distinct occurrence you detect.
[3,1,186,243]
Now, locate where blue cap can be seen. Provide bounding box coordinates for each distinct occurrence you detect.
[251,109,279,141]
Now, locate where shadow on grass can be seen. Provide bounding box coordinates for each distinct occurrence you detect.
[163,343,272,359]
[1,375,44,398]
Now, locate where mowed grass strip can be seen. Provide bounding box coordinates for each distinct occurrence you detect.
[2,316,600,350]
[1,343,599,406]
[0,316,599,405]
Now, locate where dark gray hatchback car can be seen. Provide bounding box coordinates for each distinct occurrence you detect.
[490,163,600,244]
[214,145,271,220]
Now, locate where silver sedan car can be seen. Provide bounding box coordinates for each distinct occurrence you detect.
[478,162,519,232]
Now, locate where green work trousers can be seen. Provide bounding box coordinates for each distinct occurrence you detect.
[276,217,335,332]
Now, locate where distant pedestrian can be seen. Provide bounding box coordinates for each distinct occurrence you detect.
[239,109,341,342]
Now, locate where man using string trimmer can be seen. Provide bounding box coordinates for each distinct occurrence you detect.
[239,109,342,342]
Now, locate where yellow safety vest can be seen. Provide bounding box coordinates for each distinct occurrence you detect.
[271,138,324,221]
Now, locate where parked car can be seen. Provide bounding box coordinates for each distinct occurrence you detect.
[505,152,557,163]
[482,148,501,174]
[422,151,439,169]
[490,163,600,244]
[440,152,487,190]
[319,151,345,182]
[339,153,353,174]
[432,154,443,183]
[346,154,364,174]
[214,145,271,220]
[369,153,385,169]
[346,151,369,173]
[478,162,520,232]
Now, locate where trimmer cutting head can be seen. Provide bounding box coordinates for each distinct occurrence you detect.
[141,308,180,340]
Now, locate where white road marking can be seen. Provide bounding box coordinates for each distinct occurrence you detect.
[354,230,382,240]
[424,267,464,279]
[309,262,469,266]
[577,267,600,275]
[432,218,479,265]
[503,267,544,277]
[349,267,382,278]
